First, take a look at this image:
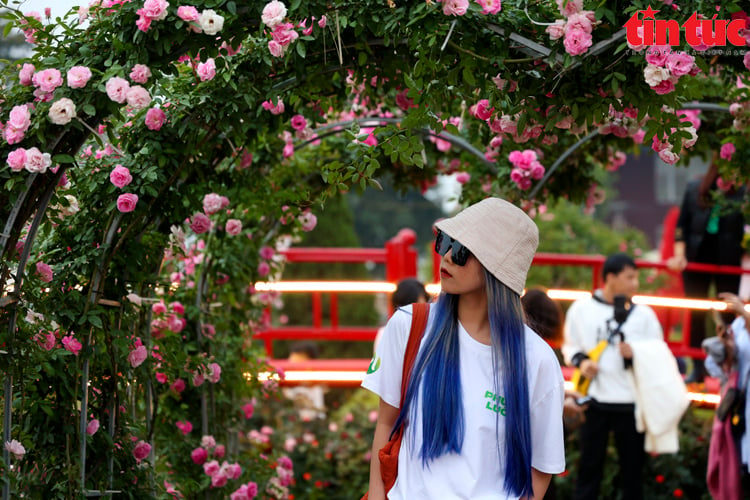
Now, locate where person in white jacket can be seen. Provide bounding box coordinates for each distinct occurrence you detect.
[562,253,663,500]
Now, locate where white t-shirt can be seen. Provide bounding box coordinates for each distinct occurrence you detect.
[362,305,566,500]
[562,293,664,404]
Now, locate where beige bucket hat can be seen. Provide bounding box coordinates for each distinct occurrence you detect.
[434,197,539,295]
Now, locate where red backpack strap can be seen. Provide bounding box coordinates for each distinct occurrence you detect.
[398,303,430,407]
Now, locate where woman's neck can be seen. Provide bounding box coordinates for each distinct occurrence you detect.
[457,291,491,345]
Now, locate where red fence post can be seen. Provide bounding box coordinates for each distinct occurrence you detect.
[385,228,418,283]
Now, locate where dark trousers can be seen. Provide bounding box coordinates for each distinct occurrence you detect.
[573,403,645,500]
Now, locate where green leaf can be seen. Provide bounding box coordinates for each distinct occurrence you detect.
[295,42,306,58]
[52,154,76,164]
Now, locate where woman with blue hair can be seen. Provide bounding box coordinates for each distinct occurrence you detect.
[362,198,565,499]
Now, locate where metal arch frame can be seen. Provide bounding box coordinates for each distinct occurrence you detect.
[527,102,730,200]
[293,117,497,171]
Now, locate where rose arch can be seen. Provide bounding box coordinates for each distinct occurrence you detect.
[0,0,748,497]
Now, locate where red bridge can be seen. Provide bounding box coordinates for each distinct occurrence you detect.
[255,221,745,406]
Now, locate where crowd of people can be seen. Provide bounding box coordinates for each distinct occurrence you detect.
[356,174,749,498]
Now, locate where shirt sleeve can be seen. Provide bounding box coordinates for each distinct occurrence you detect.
[529,340,566,474]
[361,306,413,408]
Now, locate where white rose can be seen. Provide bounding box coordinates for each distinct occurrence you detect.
[199,9,224,35]
[643,64,669,87]
[682,126,698,149]
[49,98,77,125]
[24,147,51,174]
[261,0,287,28]
[61,195,80,216]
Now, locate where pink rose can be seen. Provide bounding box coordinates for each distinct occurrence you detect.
[167,314,184,333]
[318,16,326,28]
[563,28,592,56]
[105,77,130,103]
[225,462,241,480]
[155,372,168,383]
[259,246,275,259]
[24,147,51,173]
[242,402,254,419]
[62,335,82,355]
[443,0,469,16]
[469,99,493,121]
[4,126,25,145]
[110,165,133,188]
[35,331,56,351]
[720,143,736,161]
[211,471,228,488]
[455,172,471,184]
[126,85,151,110]
[142,0,169,20]
[171,301,185,315]
[129,64,151,83]
[745,51,750,71]
[290,114,307,131]
[8,105,31,131]
[67,66,92,88]
[268,40,285,57]
[176,420,193,436]
[261,98,285,114]
[271,23,299,46]
[136,13,152,32]
[19,63,35,86]
[214,444,226,459]
[225,219,242,235]
[133,440,151,462]
[145,107,166,130]
[191,447,208,464]
[666,51,694,77]
[556,0,582,16]
[197,59,216,82]
[261,0,287,28]
[645,45,671,67]
[204,460,220,476]
[298,210,317,231]
[152,301,167,314]
[86,419,100,436]
[127,344,148,368]
[207,362,221,383]
[190,213,212,234]
[170,379,186,393]
[658,148,679,165]
[476,0,502,15]
[202,193,223,214]
[652,78,676,95]
[257,262,270,277]
[201,435,216,449]
[177,6,200,21]
[7,148,27,172]
[36,261,54,282]
[5,440,25,460]
[116,193,139,213]
[565,12,593,34]
[32,68,63,93]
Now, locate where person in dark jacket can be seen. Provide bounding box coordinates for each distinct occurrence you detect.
[667,161,746,382]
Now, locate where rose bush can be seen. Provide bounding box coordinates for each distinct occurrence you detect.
[0,0,747,497]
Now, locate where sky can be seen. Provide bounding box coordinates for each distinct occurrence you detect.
[10,0,81,18]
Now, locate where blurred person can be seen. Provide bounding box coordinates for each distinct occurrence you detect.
[562,253,663,500]
[522,286,587,500]
[667,161,746,382]
[363,198,565,500]
[373,278,431,352]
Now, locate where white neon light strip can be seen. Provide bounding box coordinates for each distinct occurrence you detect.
[254,281,748,312]
[254,372,717,404]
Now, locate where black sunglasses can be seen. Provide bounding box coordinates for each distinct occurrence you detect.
[435,230,472,266]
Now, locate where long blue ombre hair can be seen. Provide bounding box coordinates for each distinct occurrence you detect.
[393,269,533,497]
